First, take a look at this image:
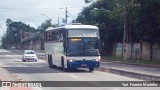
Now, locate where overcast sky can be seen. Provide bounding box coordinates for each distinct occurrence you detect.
[0,0,91,41]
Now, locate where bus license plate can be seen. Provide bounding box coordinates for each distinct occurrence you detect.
[81,64,87,66]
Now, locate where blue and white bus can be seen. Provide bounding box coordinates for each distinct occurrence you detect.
[44,24,101,71]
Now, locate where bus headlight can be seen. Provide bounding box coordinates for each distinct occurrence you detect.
[67,59,76,62]
[96,59,100,61]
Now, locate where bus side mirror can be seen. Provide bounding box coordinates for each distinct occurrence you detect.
[100,42,105,55]
[101,42,105,49]
[63,41,67,55]
[64,41,67,48]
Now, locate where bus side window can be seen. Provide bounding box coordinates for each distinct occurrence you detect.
[45,32,47,41]
[56,31,60,41]
[47,31,49,41]
[51,31,53,41]
[49,31,51,41]
[52,31,56,41]
[59,30,63,41]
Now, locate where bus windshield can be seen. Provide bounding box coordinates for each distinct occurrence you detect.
[67,38,100,56]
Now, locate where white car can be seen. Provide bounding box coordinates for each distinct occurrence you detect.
[22,50,38,62]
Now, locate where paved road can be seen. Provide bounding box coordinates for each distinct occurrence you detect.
[0,49,159,90]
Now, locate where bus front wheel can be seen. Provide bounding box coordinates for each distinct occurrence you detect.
[61,56,67,71]
[89,68,94,72]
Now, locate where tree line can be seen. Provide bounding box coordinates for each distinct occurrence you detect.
[79,0,160,55]
[1,19,55,49]
[1,0,160,56]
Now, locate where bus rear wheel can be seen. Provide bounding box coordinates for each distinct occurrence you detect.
[89,68,94,72]
[48,55,53,68]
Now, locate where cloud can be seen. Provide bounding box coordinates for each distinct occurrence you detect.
[24,22,38,28]
[0,0,91,41]
[0,0,89,37]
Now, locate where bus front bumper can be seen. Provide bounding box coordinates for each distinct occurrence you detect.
[67,61,100,68]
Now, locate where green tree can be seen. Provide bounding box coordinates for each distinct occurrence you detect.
[1,19,37,48]
[85,0,94,3]
[80,0,160,56]
[78,0,124,55]
[37,19,57,33]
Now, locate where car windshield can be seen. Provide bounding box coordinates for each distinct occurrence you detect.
[67,38,100,56]
[25,51,35,54]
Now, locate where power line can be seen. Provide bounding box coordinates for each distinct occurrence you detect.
[0,5,86,11]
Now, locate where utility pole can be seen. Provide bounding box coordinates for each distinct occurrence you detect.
[65,7,68,24]
[123,0,128,61]
[60,7,68,24]
[58,17,59,26]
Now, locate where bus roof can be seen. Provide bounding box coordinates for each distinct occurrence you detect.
[45,25,99,31]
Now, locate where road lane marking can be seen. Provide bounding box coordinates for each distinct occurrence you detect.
[114,89,119,90]
[70,75,78,79]
[0,87,10,90]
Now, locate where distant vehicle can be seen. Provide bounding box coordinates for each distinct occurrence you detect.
[22,50,38,62]
[44,24,101,71]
